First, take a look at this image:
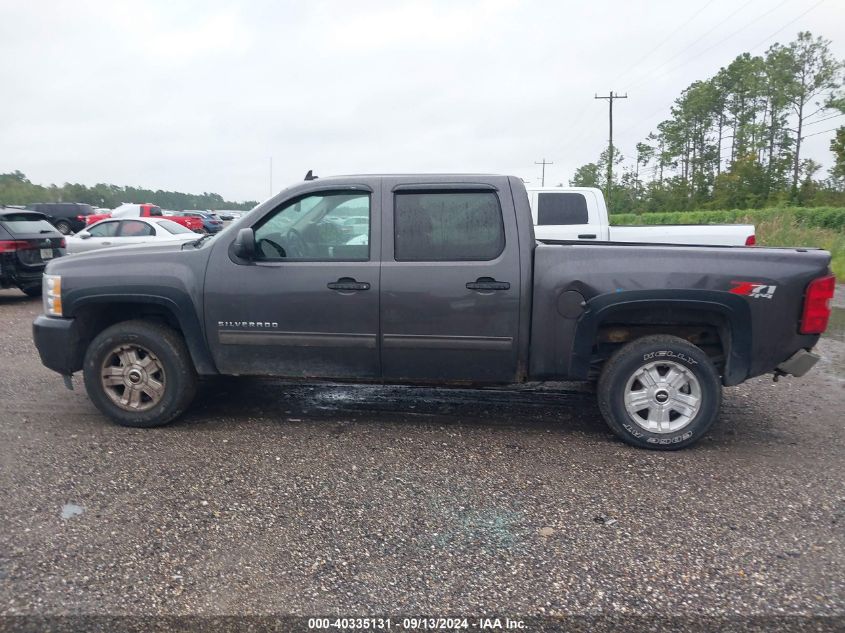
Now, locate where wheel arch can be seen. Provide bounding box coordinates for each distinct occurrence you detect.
[67,294,217,375]
[572,290,752,386]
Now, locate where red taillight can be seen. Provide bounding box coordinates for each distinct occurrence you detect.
[0,240,29,252]
[77,215,86,221]
[745,235,756,246]
[800,275,836,334]
[59,238,66,248]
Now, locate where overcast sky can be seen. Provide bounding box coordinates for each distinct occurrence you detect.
[1,0,843,202]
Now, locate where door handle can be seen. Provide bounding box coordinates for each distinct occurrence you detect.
[327,277,370,291]
[466,277,510,291]
[577,234,597,239]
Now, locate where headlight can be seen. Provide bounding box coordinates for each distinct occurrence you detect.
[43,274,62,317]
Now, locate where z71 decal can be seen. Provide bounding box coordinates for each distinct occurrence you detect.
[729,281,777,300]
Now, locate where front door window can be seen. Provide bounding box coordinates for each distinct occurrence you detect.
[254,193,371,261]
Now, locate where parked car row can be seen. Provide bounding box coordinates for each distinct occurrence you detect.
[14,202,239,237]
[25,202,95,235]
[0,204,217,295]
[84,203,205,232]
[66,217,203,254]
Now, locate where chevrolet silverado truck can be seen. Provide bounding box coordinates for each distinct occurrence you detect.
[32,174,835,450]
[85,203,204,232]
[529,187,756,246]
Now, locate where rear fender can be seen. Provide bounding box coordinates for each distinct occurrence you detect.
[572,289,752,385]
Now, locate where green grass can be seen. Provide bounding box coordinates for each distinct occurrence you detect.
[754,217,845,279]
[610,207,845,278]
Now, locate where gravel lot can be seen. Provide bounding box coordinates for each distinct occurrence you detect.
[0,287,843,630]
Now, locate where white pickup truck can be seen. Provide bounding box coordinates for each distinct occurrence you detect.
[528,187,756,246]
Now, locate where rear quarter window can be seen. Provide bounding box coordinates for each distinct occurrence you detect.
[537,192,589,225]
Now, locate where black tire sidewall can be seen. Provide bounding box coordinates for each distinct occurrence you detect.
[598,337,721,450]
[83,323,194,428]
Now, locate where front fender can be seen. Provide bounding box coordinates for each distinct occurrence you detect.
[66,291,218,375]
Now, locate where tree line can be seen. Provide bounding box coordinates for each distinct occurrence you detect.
[0,171,258,211]
[571,32,845,213]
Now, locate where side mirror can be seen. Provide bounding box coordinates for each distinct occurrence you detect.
[77,230,91,239]
[233,227,256,259]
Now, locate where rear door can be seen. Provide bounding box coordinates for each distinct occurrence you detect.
[380,179,522,383]
[116,219,156,246]
[203,182,382,378]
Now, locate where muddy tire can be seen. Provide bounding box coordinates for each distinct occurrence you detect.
[597,335,721,450]
[83,320,197,428]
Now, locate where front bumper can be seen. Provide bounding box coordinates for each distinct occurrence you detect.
[32,314,84,375]
[776,349,821,378]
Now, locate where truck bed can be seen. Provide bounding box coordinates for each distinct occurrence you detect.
[529,240,831,383]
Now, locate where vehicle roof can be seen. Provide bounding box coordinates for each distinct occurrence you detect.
[0,209,48,218]
[275,173,514,195]
[87,216,172,227]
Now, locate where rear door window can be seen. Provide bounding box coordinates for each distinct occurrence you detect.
[537,193,589,225]
[118,220,155,237]
[393,191,505,261]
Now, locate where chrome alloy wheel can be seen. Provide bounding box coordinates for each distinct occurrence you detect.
[100,344,166,411]
[623,359,702,434]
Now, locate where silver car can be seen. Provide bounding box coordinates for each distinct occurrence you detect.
[65,217,201,254]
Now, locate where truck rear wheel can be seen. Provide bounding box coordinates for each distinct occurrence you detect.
[597,335,721,450]
[83,320,197,428]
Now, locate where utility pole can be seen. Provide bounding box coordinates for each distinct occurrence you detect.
[534,158,553,187]
[594,91,627,210]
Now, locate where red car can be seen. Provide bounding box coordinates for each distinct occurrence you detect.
[86,204,203,232]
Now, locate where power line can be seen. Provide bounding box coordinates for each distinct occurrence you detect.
[627,0,793,91]
[610,0,717,86]
[622,0,756,91]
[748,0,827,52]
[804,112,845,127]
[617,0,827,140]
[803,127,839,139]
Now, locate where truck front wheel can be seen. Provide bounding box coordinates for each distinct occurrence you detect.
[83,320,198,428]
[597,335,721,450]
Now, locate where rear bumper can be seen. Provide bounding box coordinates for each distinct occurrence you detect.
[776,349,820,378]
[32,314,84,375]
[1,255,44,289]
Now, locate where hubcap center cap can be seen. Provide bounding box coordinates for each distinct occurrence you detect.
[127,368,143,385]
[654,389,670,404]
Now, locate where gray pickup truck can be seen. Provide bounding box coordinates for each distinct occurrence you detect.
[32,174,836,450]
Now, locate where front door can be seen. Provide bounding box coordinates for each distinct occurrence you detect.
[203,184,381,378]
[379,180,522,383]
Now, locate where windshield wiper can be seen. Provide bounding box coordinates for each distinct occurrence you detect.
[184,233,214,249]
